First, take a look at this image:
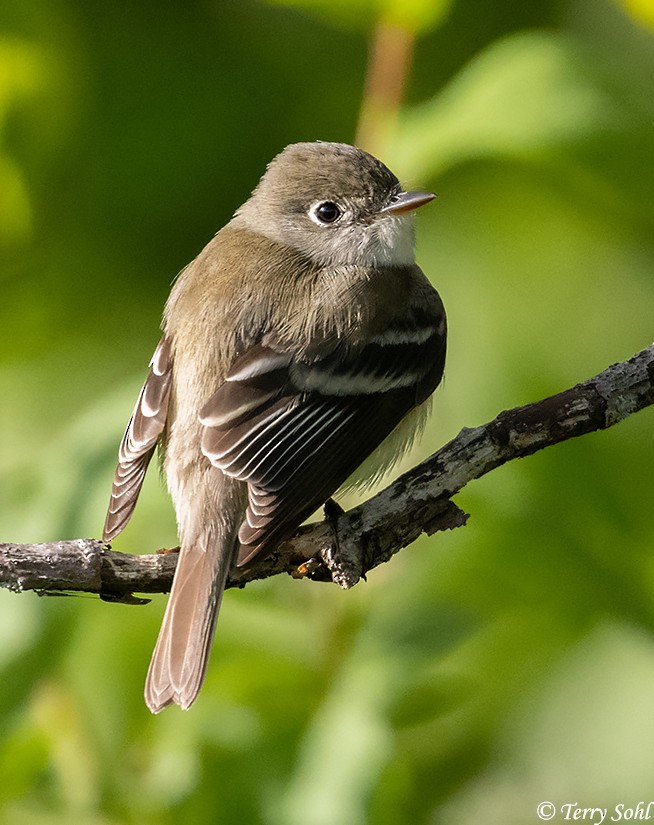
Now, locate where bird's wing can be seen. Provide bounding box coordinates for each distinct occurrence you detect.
[103,337,172,542]
[200,314,446,566]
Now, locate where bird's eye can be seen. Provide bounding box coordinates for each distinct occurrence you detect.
[312,201,341,224]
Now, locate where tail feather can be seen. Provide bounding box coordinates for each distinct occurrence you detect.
[145,527,234,713]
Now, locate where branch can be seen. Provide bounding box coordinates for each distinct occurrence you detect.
[2,343,653,601]
[355,21,415,156]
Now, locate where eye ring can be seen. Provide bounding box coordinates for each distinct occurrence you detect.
[310,201,342,225]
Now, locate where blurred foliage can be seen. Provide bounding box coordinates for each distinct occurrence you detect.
[1,0,653,823]
[265,0,452,35]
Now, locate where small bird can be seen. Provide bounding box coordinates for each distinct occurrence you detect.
[103,141,447,712]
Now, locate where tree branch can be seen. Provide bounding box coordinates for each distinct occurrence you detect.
[2,343,653,601]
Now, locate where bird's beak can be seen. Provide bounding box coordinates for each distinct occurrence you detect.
[379,190,436,216]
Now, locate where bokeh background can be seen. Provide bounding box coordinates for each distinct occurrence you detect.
[2,0,654,822]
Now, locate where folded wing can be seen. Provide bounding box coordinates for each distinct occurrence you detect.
[200,316,445,566]
[103,337,172,542]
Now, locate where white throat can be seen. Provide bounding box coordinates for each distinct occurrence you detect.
[238,208,417,270]
[301,215,416,269]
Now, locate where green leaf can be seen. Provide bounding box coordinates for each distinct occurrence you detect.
[390,32,620,180]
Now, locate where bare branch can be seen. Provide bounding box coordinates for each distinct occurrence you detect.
[1,343,652,601]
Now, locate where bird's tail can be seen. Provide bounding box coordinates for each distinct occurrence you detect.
[144,524,235,713]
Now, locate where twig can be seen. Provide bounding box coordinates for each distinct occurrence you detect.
[355,21,415,157]
[1,343,652,601]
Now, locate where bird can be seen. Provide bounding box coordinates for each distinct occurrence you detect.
[102,141,447,712]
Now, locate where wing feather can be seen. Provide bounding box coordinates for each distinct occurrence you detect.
[200,320,445,566]
[103,337,172,542]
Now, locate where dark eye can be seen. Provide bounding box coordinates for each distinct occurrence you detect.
[313,201,341,224]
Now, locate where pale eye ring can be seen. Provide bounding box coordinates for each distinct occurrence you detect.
[310,201,342,225]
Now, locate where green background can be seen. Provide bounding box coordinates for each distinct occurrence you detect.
[1,0,654,822]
